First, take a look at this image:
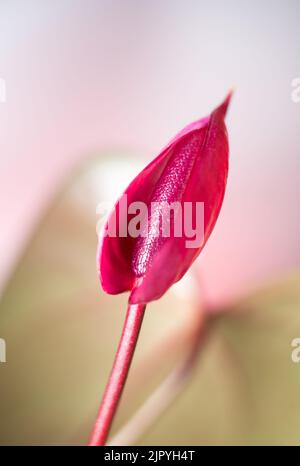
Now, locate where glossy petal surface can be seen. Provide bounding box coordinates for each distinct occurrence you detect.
[98,94,231,303]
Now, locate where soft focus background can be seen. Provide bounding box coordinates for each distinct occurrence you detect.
[0,0,300,446]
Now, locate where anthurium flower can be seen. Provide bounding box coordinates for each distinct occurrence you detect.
[98,93,231,305]
[90,93,232,446]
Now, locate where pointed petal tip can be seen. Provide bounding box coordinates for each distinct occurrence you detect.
[220,89,234,116]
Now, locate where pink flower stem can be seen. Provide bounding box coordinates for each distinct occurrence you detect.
[108,306,209,446]
[89,303,146,446]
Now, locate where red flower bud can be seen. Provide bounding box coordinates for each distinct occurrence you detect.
[98,93,231,304]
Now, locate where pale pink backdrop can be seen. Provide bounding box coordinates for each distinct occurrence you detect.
[1,0,300,305]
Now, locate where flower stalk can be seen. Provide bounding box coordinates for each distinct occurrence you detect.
[108,296,209,446]
[89,303,146,446]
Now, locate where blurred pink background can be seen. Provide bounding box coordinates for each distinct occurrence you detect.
[1,0,300,306]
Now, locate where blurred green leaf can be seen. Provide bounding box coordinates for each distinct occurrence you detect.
[0,155,187,446]
[1,155,300,445]
[141,273,300,445]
